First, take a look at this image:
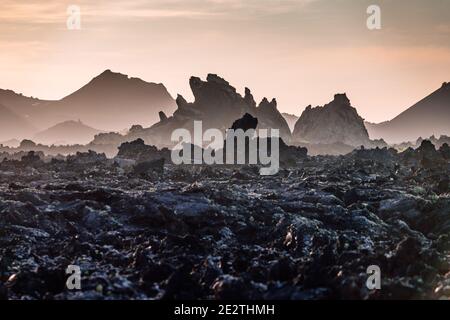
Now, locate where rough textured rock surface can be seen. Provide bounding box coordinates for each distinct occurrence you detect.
[125,74,291,147]
[0,140,448,300]
[116,138,170,163]
[293,94,371,147]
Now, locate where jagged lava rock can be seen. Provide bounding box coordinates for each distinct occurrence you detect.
[292,94,371,147]
[116,138,170,163]
[400,140,447,168]
[127,74,291,147]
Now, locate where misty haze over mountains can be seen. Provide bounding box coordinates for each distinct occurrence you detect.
[0,70,449,150]
[366,82,450,143]
[33,120,103,146]
[0,70,176,142]
[282,113,299,132]
[1,0,449,303]
[0,103,37,141]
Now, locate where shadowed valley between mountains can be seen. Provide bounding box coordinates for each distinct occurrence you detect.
[282,113,299,132]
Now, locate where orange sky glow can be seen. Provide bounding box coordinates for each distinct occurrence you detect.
[0,0,449,123]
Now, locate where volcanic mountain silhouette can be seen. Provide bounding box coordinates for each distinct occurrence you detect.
[0,70,177,135]
[33,120,103,145]
[366,82,450,143]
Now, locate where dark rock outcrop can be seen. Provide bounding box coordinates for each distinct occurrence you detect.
[116,138,169,163]
[67,150,107,165]
[292,94,372,147]
[123,74,291,148]
[400,140,447,169]
[231,113,258,131]
[159,111,168,122]
[114,139,170,174]
[21,151,42,167]
[440,143,450,159]
[133,158,165,175]
[225,113,306,167]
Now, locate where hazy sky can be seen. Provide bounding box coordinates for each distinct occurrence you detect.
[0,0,449,123]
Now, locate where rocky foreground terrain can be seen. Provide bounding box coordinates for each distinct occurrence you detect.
[0,140,449,300]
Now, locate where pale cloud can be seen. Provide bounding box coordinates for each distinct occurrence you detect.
[0,0,316,23]
[1,0,449,43]
[0,1,64,23]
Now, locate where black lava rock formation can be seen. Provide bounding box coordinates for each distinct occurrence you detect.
[121,74,291,148]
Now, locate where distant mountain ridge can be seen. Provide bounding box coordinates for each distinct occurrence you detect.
[33,120,103,145]
[366,82,450,143]
[0,70,177,141]
[0,89,51,117]
[0,103,37,141]
[48,70,177,130]
[1,72,449,147]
